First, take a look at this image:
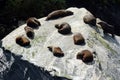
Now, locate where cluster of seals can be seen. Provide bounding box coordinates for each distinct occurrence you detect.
[97,21,115,37]
[73,33,85,45]
[26,17,41,29]
[46,10,73,20]
[24,26,34,39]
[47,46,64,57]
[16,36,30,47]
[77,50,93,63]
[83,14,96,26]
[55,22,71,34]
[16,17,41,47]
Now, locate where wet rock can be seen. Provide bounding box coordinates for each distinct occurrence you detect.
[83,14,96,26]
[77,50,93,63]
[47,46,64,57]
[46,10,73,20]
[16,36,30,47]
[24,26,34,39]
[26,17,41,29]
[73,33,85,45]
[55,22,71,34]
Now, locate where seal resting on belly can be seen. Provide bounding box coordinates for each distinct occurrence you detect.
[16,36,30,47]
[46,10,73,20]
[24,26,34,39]
[26,17,41,29]
[47,46,64,57]
[77,50,93,63]
[55,22,71,34]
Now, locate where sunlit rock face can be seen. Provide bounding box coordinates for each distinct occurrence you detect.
[0,7,120,80]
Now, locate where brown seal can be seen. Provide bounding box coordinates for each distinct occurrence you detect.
[97,21,114,37]
[16,36,30,46]
[55,22,71,34]
[26,17,41,29]
[83,14,96,26]
[24,26,34,39]
[46,10,73,20]
[73,33,85,45]
[47,46,64,57]
[77,50,93,63]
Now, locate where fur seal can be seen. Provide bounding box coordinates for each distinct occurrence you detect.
[24,26,34,39]
[16,36,30,46]
[46,10,73,20]
[55,22,71,34]
[47,46,64,57]
[26,17,41,29]
[73,33,85,45]
[77,50,93,63]
[97,21,115,37]
[83,14,96,26]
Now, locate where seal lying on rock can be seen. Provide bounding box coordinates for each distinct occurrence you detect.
[77,50,93,63]
[83,14,96,26]
[47,46,64,57]
[24,26,34,39]
[55,22,71,34]
[16,36,30,46]
[26,17,41,29]
[97,21,115,37]
[46,10,73,20]
[73,33,85,45]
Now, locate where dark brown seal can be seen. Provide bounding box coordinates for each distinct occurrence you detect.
[55,22,71,34]
[47,46,64,57]
[26,17,41,29]
[77,50,93,63]
[46,10,73,20]
[83,14,96,26]
[97,21,115,37]
[24,26,34,39]
[73,33,85,45]
[16,36,30,46]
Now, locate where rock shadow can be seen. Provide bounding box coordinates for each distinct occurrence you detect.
[103,34,120,46]
[0,42,70,80]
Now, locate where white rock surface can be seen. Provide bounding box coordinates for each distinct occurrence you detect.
[1,7,120,80]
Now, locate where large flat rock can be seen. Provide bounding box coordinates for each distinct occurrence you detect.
[1,7,120,80]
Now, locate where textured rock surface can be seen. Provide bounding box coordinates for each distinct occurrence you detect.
[0,7,120,80]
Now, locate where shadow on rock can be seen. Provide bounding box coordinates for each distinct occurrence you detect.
[0,43,70,80]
